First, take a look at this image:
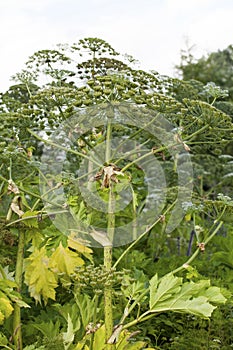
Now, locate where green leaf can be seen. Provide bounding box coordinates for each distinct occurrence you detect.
[74,294,96,328]
[0,276,30,324]
[151,295,215,318]
[63,314,76,350]
[0,279,17,289]
[149,274,226,318]
[56,302,81,332]
[73,343,89,350]
[149,273,181,309]
[93,325,105,350]
[122,279,147,302]
[0,295,14,315]
[32,320,60,339]
[212,251,233,268]
[149,274,158,309]
[21,211,39,228]
[25,229,45,249]
[0,332,8,346]
[203,286,227,304]
[8,291,30,308]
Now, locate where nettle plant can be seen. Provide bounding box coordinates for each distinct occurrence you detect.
[0,38,232,350]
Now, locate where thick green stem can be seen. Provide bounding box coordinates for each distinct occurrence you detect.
[104,189,114,345]
[13,229,25,350]
[104,246,113,348]
[104,187,115,344]
[105,118,112,163]
[131,185,137,242]
[104,117,116,348]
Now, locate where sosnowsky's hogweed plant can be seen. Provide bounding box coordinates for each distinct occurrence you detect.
[0,38,232,349]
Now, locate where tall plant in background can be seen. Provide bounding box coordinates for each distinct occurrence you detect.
[0,38,232,349]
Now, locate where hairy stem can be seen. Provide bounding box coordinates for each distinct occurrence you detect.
[13,228,25,350]
[104,246,113,347]
[104,116,115,348]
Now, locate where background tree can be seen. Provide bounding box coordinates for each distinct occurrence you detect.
[177,45,233,98]
[176,44,233,123]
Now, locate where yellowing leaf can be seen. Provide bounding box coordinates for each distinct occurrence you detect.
[115,329,146,350]
[49,243,84,276]
[68,233,93,256]
[24,247,58,304]
[0,310,4,325]
[123,342,146,350]
[73,342,90,350]
[0,296,14,319]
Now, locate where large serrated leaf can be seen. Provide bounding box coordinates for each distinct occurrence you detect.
[49,242,84,276]
[151,295,215,318]
[68,232,93,262]
[74,294,97,328]
[203,286,227,304]
[0,296,14,321]
[24,247,58,304]
[149,273,181,309]
[149,274,226,318]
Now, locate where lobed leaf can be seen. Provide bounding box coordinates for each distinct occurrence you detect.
[49,242,84,276]
[24,247,58,304]
[149,273,226,318]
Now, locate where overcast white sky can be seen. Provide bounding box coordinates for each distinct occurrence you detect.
[1,0,233,91]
